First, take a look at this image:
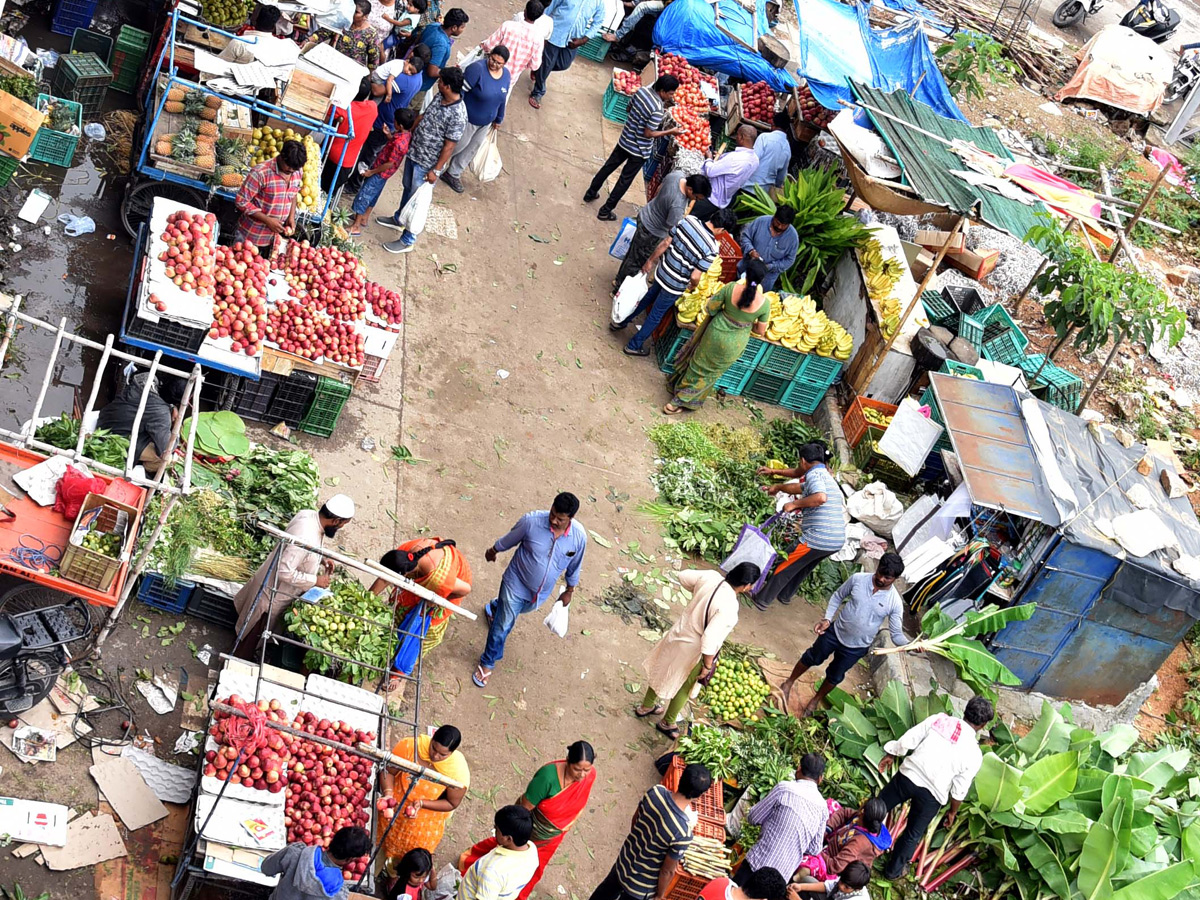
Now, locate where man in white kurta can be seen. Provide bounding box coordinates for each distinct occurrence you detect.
[232,494,355,657]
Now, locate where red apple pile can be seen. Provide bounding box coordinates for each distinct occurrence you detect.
[670,105,710,153]
[796,83,835,128]
[264,299,366,366]
[741,82,775,123]
[613,69,641,96]
[674,82,710,116]
[657,53,700,85]
[281,240,367,321]
[210,242,270,355]
[204,695,292,792]
[157,210,217,296]
[365,282,402,327]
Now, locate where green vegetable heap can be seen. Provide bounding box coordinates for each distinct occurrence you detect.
[81,530,122,558]
[285,579,395,683]
[36,414,131,468]
[701,656,770,724]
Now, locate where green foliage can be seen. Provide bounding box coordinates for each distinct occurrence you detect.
[912,603,1036,699]
[934,30,1018,101]
[0,74,37,104]
[1027,216,1185,356]
[193,445,322,528]
[735,170,872,295]
[34,414,132,468]
[284,579,394,683]
[1,884,50,900]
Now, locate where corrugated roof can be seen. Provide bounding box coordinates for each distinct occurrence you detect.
[851,82,1048,241]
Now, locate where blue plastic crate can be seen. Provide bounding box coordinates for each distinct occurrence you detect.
[51,0,98,34]
[138,572,197,614]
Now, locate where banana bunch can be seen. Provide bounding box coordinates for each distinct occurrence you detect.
[765,293,853,360]
[675,258,724,326]
[859,238,905,339]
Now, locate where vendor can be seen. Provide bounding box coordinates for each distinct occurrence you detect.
[232,493,355,658]
[697,125,760,218]
[738,206,798,292]
[218,5,299,64]
[234,139,306,258]
[95,373,187,476]
[304,0,382,70]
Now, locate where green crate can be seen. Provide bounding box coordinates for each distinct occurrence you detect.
[976,304,1028,352]
[110,48,144,93]
[779,380,828,415]
[298,376,351,437]
[1037,363,1083,412]
[940,359,985,380]
[70,28,112,64]
[578,31,613,62]
[0,153,17,187]
[1017,354,1050,384]
[714,339,766,395]
[981,329,1026,366]
[51,51,111,94]
[756,340,802,378]
[922,290,956,328]
[956,311,983,350]
[655,319,688,372]
[852,426,913,490]
[115,24,151,54]
[743,370,789,404]
[798,353,842,389]
[29,94,82,167]
[602,83,631,123]
[920,385,943,426]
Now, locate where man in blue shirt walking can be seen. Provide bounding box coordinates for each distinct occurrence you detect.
[528,0,606,109]
[475,492,588,687]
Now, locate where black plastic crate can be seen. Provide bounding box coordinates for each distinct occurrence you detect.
[186,582,238,627]
[231,373,281,422]
[127,309,207,353]
[138,572,197,614]
[941,285,984,316]
[270,371,318,427]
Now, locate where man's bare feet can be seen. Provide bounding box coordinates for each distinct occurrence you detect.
[800,696,821,718]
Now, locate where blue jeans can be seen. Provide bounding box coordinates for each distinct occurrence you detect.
[390,157,430,245]
[480,578,541,669]
[352,173,388,214]
[621,283,682,352]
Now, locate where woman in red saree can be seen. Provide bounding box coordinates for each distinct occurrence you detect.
[458,741,596,899]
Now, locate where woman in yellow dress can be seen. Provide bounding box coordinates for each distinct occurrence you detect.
[379,724,470,862]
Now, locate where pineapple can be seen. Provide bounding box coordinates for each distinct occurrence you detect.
[215,165,243,187]
[199,107,218,122]
[215,136,249,168]
[197,121,218,138]
[165,101,185,114]
[205,94,222,110]
[171,128,197,164]
[195,154,216,170]
[167,88,186,103]
[183,89,208,118]
[156,139,173,156]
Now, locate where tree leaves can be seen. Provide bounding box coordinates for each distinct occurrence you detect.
[1020,751,1079,815]
[1111,861,1200,900]
[976,752,1024,813]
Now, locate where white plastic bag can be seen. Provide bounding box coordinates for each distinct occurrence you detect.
[846,482,905,536]
[469,129,502,183]
[421,863,460,900]
[397,181,435,235]
[543,595,569,638]
[612,272,648,325]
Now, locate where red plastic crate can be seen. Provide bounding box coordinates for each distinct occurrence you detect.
[663,867,709,900]
[358,353,387,383]
[842,396,899,449]
[663,755,726,834]
[717,230,742,283]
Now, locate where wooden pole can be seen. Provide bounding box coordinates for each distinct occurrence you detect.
[856,215,966,393]
[1077,330,1123,414]
[1109,167,1168,262]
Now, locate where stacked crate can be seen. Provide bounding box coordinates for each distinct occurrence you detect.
[111,26,152,94]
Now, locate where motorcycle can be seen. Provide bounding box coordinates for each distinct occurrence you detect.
[1052,0,1180,43]
[0,597,91,715]
[1166,47,1200,102]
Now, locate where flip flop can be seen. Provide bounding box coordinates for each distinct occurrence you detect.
[635,704,665,718]
[472,665,491,688]
[655,720,682,740]
[662,403,684,415]
[528,96,541,109]
[349,228,364,236]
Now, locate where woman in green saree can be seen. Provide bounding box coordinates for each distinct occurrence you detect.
[665,258,771,414]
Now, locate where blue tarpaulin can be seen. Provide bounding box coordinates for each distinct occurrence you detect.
[653,0,796,92]
[794,0,965,122]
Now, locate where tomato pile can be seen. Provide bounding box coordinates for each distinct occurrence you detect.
[670,104,710,153]
[210,242,269,355]
[674,82,710,115]
[796,82,836,128]
[157,210,218,296]
[740,82,776,123]
[613,69,641,96]
[264,299,366,366]
[365,282,403,328]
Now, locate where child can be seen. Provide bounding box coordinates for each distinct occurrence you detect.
[370,46,430,102]
[386,0,427,47]
[384,848,433,900]
[260,825,371,900]
[458,805,539,900]
[796,798,891,883]
[787,862,870,900]
[348,107,416,235]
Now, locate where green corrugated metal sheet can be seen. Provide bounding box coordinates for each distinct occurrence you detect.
[851,81,1048,241]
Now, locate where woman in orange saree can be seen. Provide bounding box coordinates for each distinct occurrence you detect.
[379,725,470,862]
[458,741,596,900]
[372,538,472,692]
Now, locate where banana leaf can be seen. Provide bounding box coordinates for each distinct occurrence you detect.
[1111,861,1199,900]
[1097,724,1140,758]
[1102,775,1134,871]
[876,679,914,740]
[976,752,1024,813]
[1183,819,1200,864]
[926,633,1022,697]
[1020,751,1079,815]
[1017,831,1071,900]
[1021,809,1093,835]
[1077,820,1118,900]
[959,602,1037,637]
[1127,747,1192,792]
[826,703,878,759]
[1017,700,1073,759]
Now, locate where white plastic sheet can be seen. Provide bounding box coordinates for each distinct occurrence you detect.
[878,398,944,476]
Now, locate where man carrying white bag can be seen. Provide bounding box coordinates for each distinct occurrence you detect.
[608,172,713,294]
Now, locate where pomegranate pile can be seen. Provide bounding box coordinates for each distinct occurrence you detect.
[157,210,218,297]
[206,695,378,881]
[796,83,836,128]
[740,82,775,123]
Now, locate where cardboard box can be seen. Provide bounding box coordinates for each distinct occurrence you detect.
[915,228,966,253]
[0,796,70,845]
[281,69,335,122]
[945,247,1000,281]
[901,239,934,281]
[0,90,44,158]
[926,212,970,234]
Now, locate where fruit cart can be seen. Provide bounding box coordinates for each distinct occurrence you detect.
[169,525,474,900]
[0,294,205,654]
[122,9,348,241]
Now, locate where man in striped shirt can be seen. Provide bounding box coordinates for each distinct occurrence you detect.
[736,754,827,887]
[459,806,539,900]
[589,763,711,900]
[585,75,681,221]
[613,207,736,356]
[480,1,546,86]
[529,0,606,108]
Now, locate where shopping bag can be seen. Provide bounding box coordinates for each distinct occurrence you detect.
[397,181,435,235]
[393,602,433,675]
[608,216,637,259]
[720,514,780,593]
[542,593,569,638]
[611,272,648,325]
[468,128,502,183]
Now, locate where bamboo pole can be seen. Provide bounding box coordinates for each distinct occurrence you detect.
[1109,167,1168,263]
[75,335,115,461]
[856,216,966,393]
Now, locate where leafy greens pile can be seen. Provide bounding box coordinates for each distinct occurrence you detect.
[35,414,132,468]
[640,419,827,562]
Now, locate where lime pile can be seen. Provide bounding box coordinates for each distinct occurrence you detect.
[702,657,770,723]
[82,530,123,558]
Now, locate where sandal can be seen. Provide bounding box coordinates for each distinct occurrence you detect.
[635,704,665,718]
[528,96,541,109]
[662,403,684,415]
[472,665,491,688]
[655,720,682,740]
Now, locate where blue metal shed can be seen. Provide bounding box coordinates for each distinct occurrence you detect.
[930,373,1200,707]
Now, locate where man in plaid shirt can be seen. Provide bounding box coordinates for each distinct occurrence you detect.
[479,0,545,88]
[234,140,306,257]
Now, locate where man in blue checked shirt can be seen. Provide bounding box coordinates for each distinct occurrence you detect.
[528,0,606,108]
[474,492,588,688]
